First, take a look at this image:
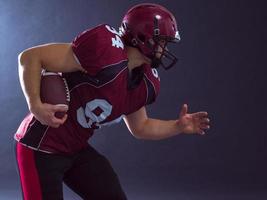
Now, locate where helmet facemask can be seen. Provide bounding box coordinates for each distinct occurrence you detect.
[149,37,179,70]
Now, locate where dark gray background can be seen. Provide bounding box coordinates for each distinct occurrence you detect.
[0,0,266,199]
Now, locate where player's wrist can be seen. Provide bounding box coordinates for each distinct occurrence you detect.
[28,98,42,113]
[174,120,184,135]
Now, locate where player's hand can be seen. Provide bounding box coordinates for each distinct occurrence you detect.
[30,102,68,128]
[176,104,210,135]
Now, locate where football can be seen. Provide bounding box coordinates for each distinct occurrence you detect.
[40,71,70,119]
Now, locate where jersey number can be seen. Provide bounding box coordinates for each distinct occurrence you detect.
[77,99,123,129]
[105,25,124,49]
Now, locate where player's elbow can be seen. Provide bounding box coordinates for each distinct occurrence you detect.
[18,48,39,67]
[130,126,146,140]
[132,132,143,139]
[18,50,30,66]
[124,111,148,140]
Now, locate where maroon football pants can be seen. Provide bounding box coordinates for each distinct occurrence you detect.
[15,142,127,200]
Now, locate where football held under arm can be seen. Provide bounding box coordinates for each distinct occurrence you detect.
[18,43,83,110]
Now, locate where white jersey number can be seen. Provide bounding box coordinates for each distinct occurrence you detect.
[105,25,124,50]
[112,35,124,49]
[77,99,123,129]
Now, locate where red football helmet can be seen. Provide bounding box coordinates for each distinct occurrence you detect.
[120,3,180,70]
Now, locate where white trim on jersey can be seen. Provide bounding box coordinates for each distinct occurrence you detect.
[37,126,50,150]
[15,140,54,154]
[143,78,149,104]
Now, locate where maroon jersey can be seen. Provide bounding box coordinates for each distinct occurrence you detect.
[15,24,160,154]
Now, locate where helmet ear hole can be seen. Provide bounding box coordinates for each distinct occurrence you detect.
[131,38,138,46]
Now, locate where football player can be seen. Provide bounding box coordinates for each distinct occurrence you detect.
[15,3,210,200]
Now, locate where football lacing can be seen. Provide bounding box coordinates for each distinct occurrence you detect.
[62,78,70,102]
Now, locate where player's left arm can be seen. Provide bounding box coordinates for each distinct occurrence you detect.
[123,105,210,140]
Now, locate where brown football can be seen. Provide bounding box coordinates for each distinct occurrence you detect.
[40,71,70,119]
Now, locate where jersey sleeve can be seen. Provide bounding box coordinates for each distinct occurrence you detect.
[71,24,128,75]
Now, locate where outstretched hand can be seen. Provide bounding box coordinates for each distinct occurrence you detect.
[176,104,210,135]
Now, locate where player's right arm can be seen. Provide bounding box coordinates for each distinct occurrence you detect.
[18,43,84,128]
